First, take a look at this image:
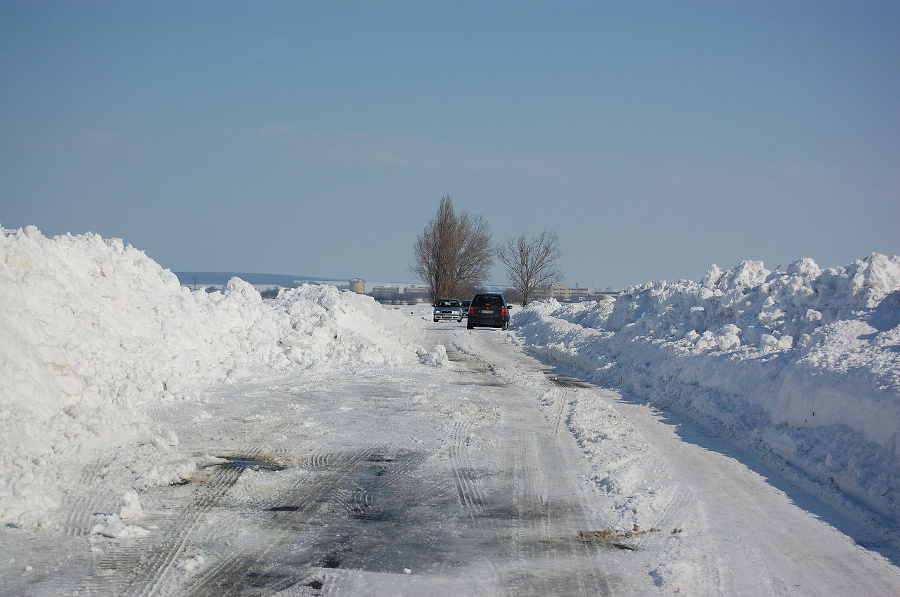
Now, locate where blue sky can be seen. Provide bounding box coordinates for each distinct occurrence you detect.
[2,0,898,290]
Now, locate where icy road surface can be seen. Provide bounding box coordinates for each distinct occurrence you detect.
[3,323,900,596]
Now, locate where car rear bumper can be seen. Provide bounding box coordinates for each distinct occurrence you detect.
[468,315,508,328]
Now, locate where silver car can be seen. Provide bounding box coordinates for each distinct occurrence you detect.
[433,299,463,322]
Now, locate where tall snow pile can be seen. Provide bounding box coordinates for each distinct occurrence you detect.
[514,255,900,524]
[0,225,420,528]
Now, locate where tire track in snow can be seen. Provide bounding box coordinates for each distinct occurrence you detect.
[182,444,398,596]
[541,386,569,436]
[62,453,124,537]
[449,421,486,518]
[501,405,578,594]
[469,332,612,595]
[74,443,275,596]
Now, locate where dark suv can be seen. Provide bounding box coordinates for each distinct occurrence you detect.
[467,293,512,330]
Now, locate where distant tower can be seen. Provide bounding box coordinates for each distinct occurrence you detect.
[350,278,366,294]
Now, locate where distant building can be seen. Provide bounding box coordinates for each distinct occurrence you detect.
[549,285,592,302]
[371,283,430,304]
[570,288,590,300]
[372,284,400,303]
[404,284,430,299]
[350,278,366,294]
[549,285,571,300]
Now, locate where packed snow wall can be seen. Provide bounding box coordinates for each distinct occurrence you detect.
[514,255,900,524]
[0,225,420,527]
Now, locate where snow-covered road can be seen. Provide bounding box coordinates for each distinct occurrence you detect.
[3,321,899,596]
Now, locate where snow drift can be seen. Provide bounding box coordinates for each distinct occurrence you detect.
[0,225,421,527]
[513,255,900,524]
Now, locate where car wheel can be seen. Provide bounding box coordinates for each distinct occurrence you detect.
[502,320,509,331]
[467,320,474,330]
[433,318,438,323]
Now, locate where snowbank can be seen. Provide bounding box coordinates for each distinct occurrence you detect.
[513,255,900,524]
[4,222,898,535]
[0,225,421,528]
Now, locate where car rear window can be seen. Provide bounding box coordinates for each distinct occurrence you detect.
[472,295,503,308]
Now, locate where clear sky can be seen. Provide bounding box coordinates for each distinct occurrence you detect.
[2,0,898,290]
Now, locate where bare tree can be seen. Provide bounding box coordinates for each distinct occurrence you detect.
[503,286,524,305]
[413,195,493,303]
[498,230,563,306]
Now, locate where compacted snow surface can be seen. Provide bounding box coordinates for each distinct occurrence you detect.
[1,224,899,595]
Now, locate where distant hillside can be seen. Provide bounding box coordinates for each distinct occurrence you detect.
[174,272,347,289]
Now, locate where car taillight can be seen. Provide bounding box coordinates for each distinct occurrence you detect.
[501,307,507,316]
[469,306,474,314]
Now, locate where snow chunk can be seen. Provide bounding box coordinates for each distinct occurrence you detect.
[177,554,206,573]
[715,325,742,351]
[117,490,143,520]
[90,519,150,539]
[418,345,449,367]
